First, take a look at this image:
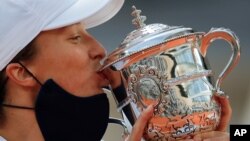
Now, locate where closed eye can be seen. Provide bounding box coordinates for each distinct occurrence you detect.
[70,35,82,44]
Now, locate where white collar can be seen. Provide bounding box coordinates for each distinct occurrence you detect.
[0,136,6,141]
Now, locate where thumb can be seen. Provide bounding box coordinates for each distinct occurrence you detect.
[127,105,154,141]
[214,94,232,131]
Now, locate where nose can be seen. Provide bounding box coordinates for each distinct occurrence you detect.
[88,35,106,60]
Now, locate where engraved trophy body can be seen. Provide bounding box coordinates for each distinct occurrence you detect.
[102,6,240,140]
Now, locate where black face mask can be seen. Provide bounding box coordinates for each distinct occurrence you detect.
[3,63,110,141]
[35,79,110,141]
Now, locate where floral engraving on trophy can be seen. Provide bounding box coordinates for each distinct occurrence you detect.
[160,88,193,117]
[138,78,161,100]
[127,56,198,115]
[171,119,197,138]
[146,123,166,140]
[126,56,221,140]
[128,64,166,111]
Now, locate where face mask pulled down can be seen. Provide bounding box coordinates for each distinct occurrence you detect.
[35,79,110,141]
[3,63,110,141]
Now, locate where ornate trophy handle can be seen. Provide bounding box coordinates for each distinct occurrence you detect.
[200,28,240,93]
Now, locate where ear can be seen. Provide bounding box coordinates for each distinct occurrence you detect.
[5,63,37,87]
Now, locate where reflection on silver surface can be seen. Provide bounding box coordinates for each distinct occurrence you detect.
[119,43,221,140]
[103,6,240,141]
[123,44,216,115]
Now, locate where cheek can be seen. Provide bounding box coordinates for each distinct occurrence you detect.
[53,53,90,80]
[36,47,91,83]
[55,54,93,88]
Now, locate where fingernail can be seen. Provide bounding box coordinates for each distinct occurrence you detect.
[146,104,153,111]
[146,104,154,115]
[219,94,229,99]
[214,93,229,99]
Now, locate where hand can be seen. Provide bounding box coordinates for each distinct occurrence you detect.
[213,93,232,132]
[180,131,229,141]
[102,67,122,89]
[124,105,154,141]
[181,94,232,141]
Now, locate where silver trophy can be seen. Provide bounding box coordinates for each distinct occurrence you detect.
[103,6,240,140]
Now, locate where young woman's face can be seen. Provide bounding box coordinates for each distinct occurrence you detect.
[28,23,109,97]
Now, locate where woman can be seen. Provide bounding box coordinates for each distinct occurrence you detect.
[0,0,231,140]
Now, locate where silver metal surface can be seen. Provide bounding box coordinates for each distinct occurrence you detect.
[103,6,240,141]
[121,41,219,116]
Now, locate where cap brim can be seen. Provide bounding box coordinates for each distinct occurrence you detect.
[44,0,124,30]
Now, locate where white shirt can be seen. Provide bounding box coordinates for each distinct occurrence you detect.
[0,136,6,141]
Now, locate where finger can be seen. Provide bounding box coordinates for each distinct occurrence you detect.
[128,105,154,141]
[214,94,232,131]
[193,131,216,141]
[181,135,193,140]
[102,67,121,88]
[193,131,229,141]
[179,136,195,141]
[181,139,195,141]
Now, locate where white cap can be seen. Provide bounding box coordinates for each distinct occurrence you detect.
[0,0,124,70]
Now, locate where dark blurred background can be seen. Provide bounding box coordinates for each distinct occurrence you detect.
[88,0,250,140]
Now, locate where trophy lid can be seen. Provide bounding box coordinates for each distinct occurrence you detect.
[102,6,198,71]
